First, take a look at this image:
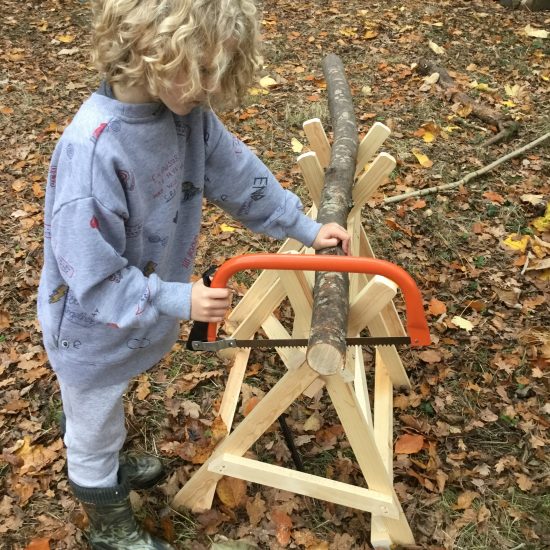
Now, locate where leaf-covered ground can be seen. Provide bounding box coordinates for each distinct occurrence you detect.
[1,1,549,549]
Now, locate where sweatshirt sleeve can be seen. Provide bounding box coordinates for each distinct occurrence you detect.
[202,112,321,246]
[50,197,192,328]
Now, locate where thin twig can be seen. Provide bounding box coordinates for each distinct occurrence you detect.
[384,131,550,205]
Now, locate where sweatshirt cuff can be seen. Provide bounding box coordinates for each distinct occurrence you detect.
[154,280,192,319]
[285,214,322,247]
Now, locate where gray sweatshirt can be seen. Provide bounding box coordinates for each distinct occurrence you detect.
[37,84,321,388]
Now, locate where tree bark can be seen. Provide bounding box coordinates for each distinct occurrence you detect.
[306,54,359,375]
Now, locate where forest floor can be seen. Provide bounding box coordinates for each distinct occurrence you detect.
[0,0,549,549]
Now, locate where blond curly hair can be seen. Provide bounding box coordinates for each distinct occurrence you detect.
[91,0,260,107]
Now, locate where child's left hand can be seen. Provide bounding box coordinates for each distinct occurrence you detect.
[312,222,351,255]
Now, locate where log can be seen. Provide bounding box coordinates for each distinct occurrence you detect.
[306,54,359,375]
[417,59,519,146]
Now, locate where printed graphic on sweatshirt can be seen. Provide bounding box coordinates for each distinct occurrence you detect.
[90,216,99,229]
[232,136,243,155]
[136,284,151,316]
[143,261,157,277]
[66,143,75,159]
[148,234,169,247]
[65,292,99,328]
[58,256,75,279]
[49,284,68,304]
[182,234,199,270]
[173,210,179,224]
[127,337,151,349]
[91,122,108,143]
[108,271,123,283]
[151,153,181,203]
[117,169,135,192]
[174,120,191,140]
[49,166,57,188]
[126,222,143,238]
[44,223,52,239]
[181,181,201,202]
[251,176,268,201]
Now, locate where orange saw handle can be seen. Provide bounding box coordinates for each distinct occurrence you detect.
[208,254,431,347]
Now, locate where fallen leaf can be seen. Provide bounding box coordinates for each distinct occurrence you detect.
[56,34,75,43]
[216,476,247,509]
[418,349,442,363]
[412,149,433,168]
[515,473,534,492]
[520,194,544,206]
[502,233,530,253]
[291,137,304,153]
[259,76,277,88]
[24,539,50,550]
[428,40,445,55]
[0,310,11,330]
[395,433,425,454]
[271,508,292,547]
[303,413,322,432]
[524,25,548,39]
[532,203,550,232]
[135,374,151,400]
[451,316,474,332]
[246,492,266,526]
[220,223,237,233]
[483,191,505,204]
[428,298,447,315]
[454,490,479,510]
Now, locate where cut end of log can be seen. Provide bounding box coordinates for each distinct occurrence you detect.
[307,342,345,375]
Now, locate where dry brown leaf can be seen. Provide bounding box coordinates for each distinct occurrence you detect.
[246,492,266,526]
[216,476,247,509]
[515,473,534,492]
[454,490,479,510]
[24,539,50,550]
[418,349,442,363]
[428,298,447,315]
[271,508,292,547]
[395,433,425,454]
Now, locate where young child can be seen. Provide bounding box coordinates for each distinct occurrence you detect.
[37,0,349,548]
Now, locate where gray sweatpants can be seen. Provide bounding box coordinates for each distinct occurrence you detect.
[58,378,128,488]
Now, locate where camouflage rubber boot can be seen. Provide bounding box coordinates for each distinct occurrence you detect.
[70,470,176,550]
[120,453,165,490]
[60,413,165,490]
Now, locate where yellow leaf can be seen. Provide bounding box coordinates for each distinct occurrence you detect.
[364,30,378,39]
[220,223,236,232]
[451,316,474,332]
[422,131,435,143]
[502,233,530,252]
[412,148,433,168]
[501,100,516,108]
[291,137,303,153]
[533,203,550,232]
[248,87,268,96]
[505,84,520,98]
[428,40,445,55]
[259,76,277,88]
[56,34,75,43]
[443,125,460,133]
[524,25,548,39]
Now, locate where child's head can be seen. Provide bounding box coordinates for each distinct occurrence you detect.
[91,0,260,108]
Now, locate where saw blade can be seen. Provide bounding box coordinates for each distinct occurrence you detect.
[190,336,411,352]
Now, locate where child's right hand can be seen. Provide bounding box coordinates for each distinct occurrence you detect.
[190,279,232,322]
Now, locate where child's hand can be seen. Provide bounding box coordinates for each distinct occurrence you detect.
[190,279,232,322]
[312,223,351,255]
